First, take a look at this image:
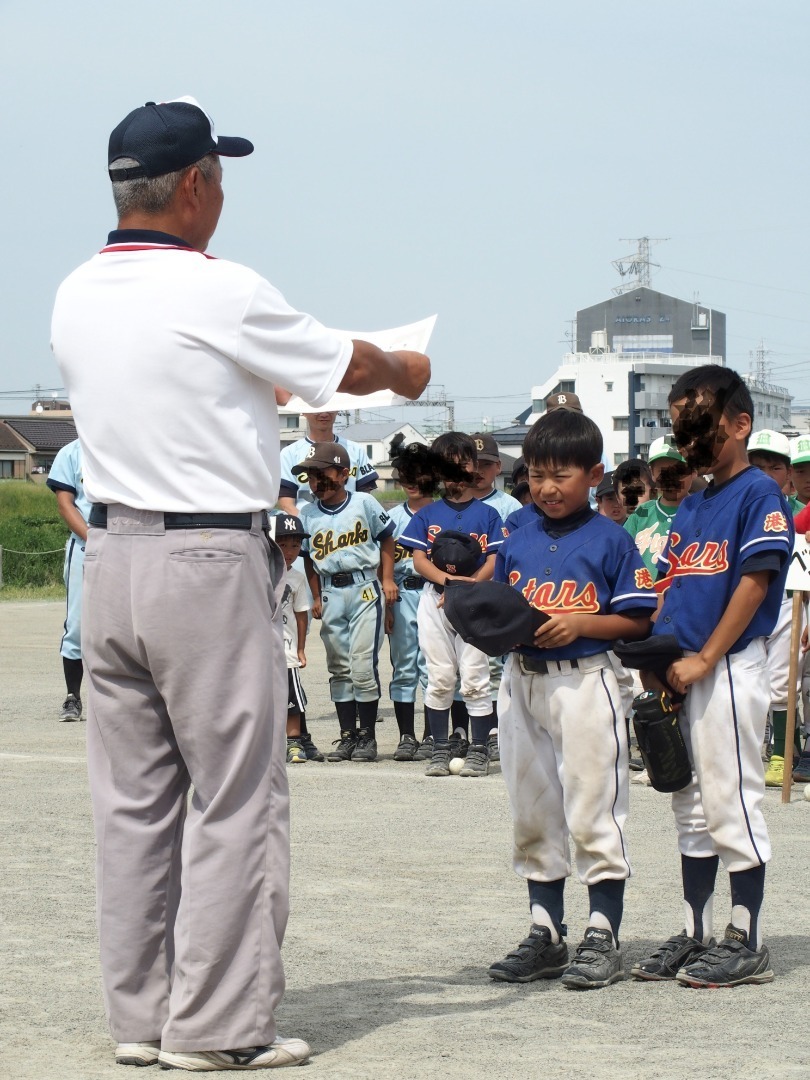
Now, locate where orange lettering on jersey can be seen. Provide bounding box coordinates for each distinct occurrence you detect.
[635,567,655,590]
[764,511,788,533]
[507,572,599,612]
[655,533,729,593]
[427,524,487,551]
[529,579,600,613]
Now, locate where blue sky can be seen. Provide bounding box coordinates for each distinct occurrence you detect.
[2,0,808,431]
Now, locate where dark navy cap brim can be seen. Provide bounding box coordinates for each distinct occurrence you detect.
[215,135,254,158]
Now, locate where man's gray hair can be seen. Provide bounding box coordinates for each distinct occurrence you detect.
[111,153,221,217]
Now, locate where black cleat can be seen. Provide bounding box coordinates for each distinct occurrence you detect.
[351,728,378,762]
[561,927,623,989]
[327,730,357,762]
[489,925,569,983]
[299,734,325,762]
[393,733,419,761]
[631,931,714,981]
[675,925,774,987]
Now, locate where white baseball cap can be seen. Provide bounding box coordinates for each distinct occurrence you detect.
[647,436,686,465]
[748,429,791,461]
[791,436,810,465]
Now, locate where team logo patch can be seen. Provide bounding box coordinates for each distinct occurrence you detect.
[763,511,788,533]
[446,563,457,574]
[475,438,485,451]
[634,567,655,590]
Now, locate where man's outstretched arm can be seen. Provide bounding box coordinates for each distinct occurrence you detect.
[338,342,430,401]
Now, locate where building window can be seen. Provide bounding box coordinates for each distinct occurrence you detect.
[606,382,613,391]
[614,453,629,466]
[613,417,629,431]
[766,404,771,417]
[283,414,300,429]
[0,460,13,478]
[367,445,373,457]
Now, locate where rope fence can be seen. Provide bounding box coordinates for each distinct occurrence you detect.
[0,544,66,588]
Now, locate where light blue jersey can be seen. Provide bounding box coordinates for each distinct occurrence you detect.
[387,502,429,702]
[481,487,521,522]
[300,491,394,577]
[46,440,91,541]
[279,435,377,509]
[46,439,89,661]
[389,502,424,584]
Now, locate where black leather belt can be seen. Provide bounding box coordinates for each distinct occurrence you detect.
[89,504,268,530]
[327,570,375,588]
[402,575,426,591]
[518,655,581,675]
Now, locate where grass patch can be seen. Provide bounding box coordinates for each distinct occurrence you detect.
[0,481,68,588]
[0,583,66,602]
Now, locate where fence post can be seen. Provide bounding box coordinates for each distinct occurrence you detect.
[0,545,3,588]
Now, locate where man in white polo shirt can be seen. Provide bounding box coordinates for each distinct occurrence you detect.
[50,96,429,1072]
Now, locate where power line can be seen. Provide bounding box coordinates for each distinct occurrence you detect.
[660,264,810,298]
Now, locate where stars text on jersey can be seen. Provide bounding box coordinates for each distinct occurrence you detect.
[508,572,601,613]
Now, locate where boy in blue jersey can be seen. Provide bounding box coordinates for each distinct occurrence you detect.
[386,476,433,760]
[399,432,507,777]
[632,366,793,988]
[46,439,91,721]
[488,410,657,989]
[298,442,397,763]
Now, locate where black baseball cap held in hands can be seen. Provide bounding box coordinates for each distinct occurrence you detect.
[108,96,254,180]
[444,580,550,656]
[429,531,483,578]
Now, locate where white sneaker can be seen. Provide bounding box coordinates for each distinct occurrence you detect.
[115,1040,161,1065]
[157,1037,311,1070]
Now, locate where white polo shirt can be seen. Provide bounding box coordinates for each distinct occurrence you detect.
[51,231,352,512]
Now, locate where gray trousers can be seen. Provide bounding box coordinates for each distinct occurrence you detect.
[82,506,289,1052]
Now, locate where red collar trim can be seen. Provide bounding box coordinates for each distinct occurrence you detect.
[99,243,217,260]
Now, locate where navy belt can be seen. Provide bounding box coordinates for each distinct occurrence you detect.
[89,504,269,530]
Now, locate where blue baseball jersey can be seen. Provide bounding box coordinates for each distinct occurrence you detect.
[46,439,91,541]
[652,466,793,654]
[494,513,658,661]
[399,497,507,570]
[388,502,427,585]
[300,491,394,577]
[481,487,521,522]
[505,501,543,533]
[279,435,377,507]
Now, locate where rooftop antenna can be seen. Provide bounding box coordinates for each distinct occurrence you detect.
[612,236,669,295]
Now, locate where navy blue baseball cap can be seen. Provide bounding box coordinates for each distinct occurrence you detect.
[271,512,310,540]
[108,96,254,180]
[430,530,483,578]
[444,580,550,656]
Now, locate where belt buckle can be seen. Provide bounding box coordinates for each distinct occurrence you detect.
[331,571,352,588]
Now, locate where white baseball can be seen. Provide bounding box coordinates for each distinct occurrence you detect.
[449,757,465,775]
[804,784,810,802]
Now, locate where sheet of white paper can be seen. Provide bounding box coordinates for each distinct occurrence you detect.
[282,314,437,412]
[785,537,810,590]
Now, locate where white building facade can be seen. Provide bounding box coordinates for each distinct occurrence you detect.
[530,353,791,469]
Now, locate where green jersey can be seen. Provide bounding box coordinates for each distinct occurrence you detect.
[624,498,681,576]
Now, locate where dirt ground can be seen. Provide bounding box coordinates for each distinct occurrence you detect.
[1,601,808,1080]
